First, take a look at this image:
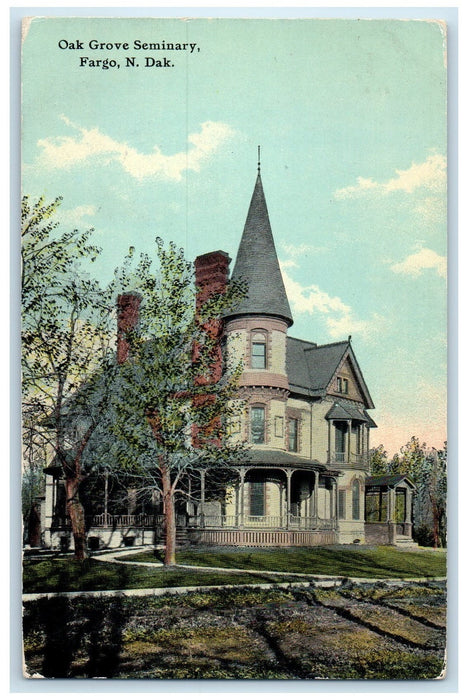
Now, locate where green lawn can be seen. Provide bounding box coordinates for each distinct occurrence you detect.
[23,545,446,595]
[22,556,300,594]
[123,545,447,579]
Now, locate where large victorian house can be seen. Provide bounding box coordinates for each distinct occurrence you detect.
[42,168,415,549]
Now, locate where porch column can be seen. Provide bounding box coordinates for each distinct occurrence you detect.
[286,469,292,529]
[43,475,55,547]
[366,427,370,463]
[404,487,413,537]
[104,470,109,526]
[347,420,352,463]
[333,478,339,526]
[200,469,205,528]
[387,486,396,544]
[327,421,331,463]
[314,472,319,523]
[239,468,245,529]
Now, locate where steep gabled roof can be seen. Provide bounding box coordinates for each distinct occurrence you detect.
[286,338,375,409]
[225,172,293,326]
[287,338,348,395]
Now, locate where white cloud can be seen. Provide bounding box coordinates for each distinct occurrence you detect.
[280,262,385,341]
[326,311,387,341]
[281,242,328,257]
[36,117,235,181]
[59,204,97,225]
[390,247,446,279]
[334,153,446,200]
[281,265,350,316]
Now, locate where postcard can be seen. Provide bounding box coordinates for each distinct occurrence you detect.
[21,16,447,680]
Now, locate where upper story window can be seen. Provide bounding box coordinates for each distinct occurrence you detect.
[288,417,299,452]
[251,406,266,444]
[251,331,267,369]
[337,376,349,394]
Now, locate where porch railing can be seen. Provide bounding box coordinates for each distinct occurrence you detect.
[187,514,336,531]
[51,513,336,532]
[52,513,165,529]
[328,451,368,466]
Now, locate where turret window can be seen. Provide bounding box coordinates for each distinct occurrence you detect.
[251,331,267,369]
[251,406,266,444]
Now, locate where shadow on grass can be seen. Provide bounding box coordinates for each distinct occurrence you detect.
[24,579,129,678]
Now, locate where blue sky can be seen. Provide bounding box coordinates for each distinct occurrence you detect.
[21,17,447,454]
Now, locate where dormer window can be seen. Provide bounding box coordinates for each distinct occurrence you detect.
[251,331,267,369]
[337,376,349,394]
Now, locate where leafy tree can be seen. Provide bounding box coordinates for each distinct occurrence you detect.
[369,444,388,475]
[423,443,447,548]
[390,436,427,482]
[93,240,246,566]
[21,195,116,559]
[387,437,446,548]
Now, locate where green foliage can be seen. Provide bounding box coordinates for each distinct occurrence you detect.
[369,444,389,475]
[368,437,447,548]
[91,239,247,534]
[21,195,117,556]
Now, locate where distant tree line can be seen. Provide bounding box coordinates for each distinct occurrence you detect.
[370,437,447,548]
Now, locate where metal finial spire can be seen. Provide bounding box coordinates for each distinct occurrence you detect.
[257,145,261,173]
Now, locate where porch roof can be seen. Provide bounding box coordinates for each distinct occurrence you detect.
[241,449,339,473]
[325,400,373,423]
[365,474,415,489]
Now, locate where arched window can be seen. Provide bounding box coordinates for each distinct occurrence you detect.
[352,479,361,520]
[251,405,266,444]
[251,331,267,369]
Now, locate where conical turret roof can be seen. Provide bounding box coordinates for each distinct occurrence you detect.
[227,172,293,326]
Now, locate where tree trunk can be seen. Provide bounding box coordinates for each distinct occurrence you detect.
[159,455,176,566]
[431,500,441,548]
[28,502,41,547]
[65,476,87,560]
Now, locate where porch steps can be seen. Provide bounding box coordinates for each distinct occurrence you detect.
[394,535,418,548]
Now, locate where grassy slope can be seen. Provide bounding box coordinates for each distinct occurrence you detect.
[22,557,299,594]
[23,545,446,594]
[124,545,447,579]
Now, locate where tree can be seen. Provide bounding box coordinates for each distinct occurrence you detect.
[21,416,46,546]
[21,195,116,559]
[390,436,427,482]
[369,444,389,475]
[423,443,447,548]
[387,436,446,548]
[94,240,246,566]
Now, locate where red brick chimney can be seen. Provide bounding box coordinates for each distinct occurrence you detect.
[193,250,230,385]
[116,292,142,364]
[192,251,230,448]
